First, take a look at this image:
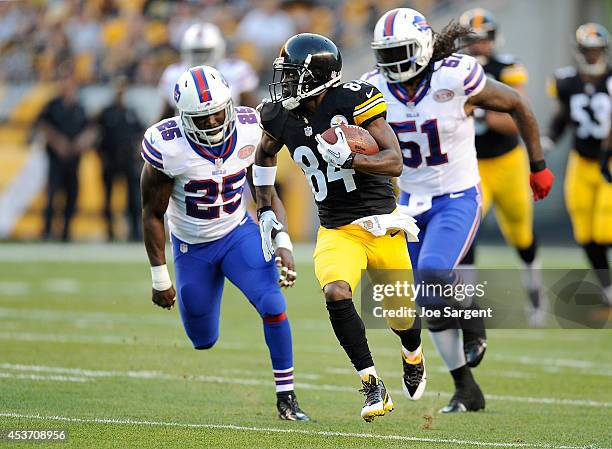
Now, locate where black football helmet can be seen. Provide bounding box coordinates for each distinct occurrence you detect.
[269,33,342,110]
[575,23,609,76]
[459,8,498,42]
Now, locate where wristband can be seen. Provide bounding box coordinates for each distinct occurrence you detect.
[274,231,293,251]
[253,165,277,186]
[151,264,172,291]
[529,160,547,173]
[257,206,273,220]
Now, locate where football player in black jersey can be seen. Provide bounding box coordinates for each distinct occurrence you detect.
[458,9,547,365]
[253,33,425,422]
[548,23,612,305]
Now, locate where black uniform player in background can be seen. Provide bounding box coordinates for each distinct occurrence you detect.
[457,9,548,370]
[253,34,426,422]
[548,23,612,306]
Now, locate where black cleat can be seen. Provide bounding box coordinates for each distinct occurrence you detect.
[401,351,427,400]
[359,374,393,422]
[439,383,485,413]
[464,337,487,368]
[277,392,311,421]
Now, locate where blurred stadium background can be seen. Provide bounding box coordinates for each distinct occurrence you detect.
[1,0,611,244]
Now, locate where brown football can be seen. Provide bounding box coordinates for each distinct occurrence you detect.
[320,124,379,155]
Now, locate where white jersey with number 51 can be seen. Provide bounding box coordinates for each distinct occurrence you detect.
[362,53,486,196]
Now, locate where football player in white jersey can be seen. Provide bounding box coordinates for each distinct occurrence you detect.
[158,22,259,119]
[141,65,309,421]
[364,8,555,413]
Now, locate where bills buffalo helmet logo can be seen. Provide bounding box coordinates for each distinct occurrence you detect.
[173,83,181,103]
[412,15,431,32]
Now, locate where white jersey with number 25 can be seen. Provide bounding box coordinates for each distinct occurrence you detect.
[362,53,486,196]
[140,107,261,244]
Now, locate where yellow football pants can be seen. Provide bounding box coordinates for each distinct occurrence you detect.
[565,150,612,244]
[313,224,415,330]
[477,146,534,249]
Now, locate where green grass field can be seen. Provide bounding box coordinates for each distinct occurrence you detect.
[0,244,611,448]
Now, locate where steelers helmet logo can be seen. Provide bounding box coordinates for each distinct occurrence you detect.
[330,115,348,127]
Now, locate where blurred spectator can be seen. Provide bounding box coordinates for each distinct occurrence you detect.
[97,79,144,240]
[96,79,144,241]
[236,0,296,59]
[38,74,96,241]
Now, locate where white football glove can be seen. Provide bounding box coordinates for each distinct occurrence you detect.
[315,127,352,168]
[258,209,283,262]
[352,213,420,242]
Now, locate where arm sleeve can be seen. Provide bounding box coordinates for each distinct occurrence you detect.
[349,82,387,127]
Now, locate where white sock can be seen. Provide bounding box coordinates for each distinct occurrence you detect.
[358,366,378,380]
[457,264,476,306]
[401,344,422,360]
[521,257,542,291]
[429,328,466,371]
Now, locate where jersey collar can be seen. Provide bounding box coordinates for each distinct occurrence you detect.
[186,127,238,163]
[387,72,431,106]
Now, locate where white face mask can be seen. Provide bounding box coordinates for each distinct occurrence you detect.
[181,101,235,147]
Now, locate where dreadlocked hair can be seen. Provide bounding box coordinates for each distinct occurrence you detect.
[431,21,473,62]
[411,21,472,84]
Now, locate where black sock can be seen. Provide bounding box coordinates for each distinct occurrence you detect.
[583,242,610,287]
[450,364,476,390]
[460,311,487,342]
[517,239,537,265]
[461,245,476,265]
[326,299,374,372]
[392,314,422,351]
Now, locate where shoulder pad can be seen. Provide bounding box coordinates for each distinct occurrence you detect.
[360,69,380,81]
[435,54,487,97]
[235,106,262,145]
[337,81,386,126]
[554,66,577,79]
[141,121,167,172]
[259,101,286,141]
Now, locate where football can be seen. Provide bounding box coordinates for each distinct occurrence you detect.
[320,124,379,155]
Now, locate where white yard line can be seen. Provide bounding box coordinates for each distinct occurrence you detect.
[0,326,611,377]
[1,363,610,409]
[0,412,607,449]
[0,372,89,382]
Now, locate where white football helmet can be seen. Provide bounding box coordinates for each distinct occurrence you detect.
[174,65,235,147]
[371,8,434,83]
[181,23,226,67]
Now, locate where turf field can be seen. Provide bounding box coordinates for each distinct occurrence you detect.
[0,243,610,448]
